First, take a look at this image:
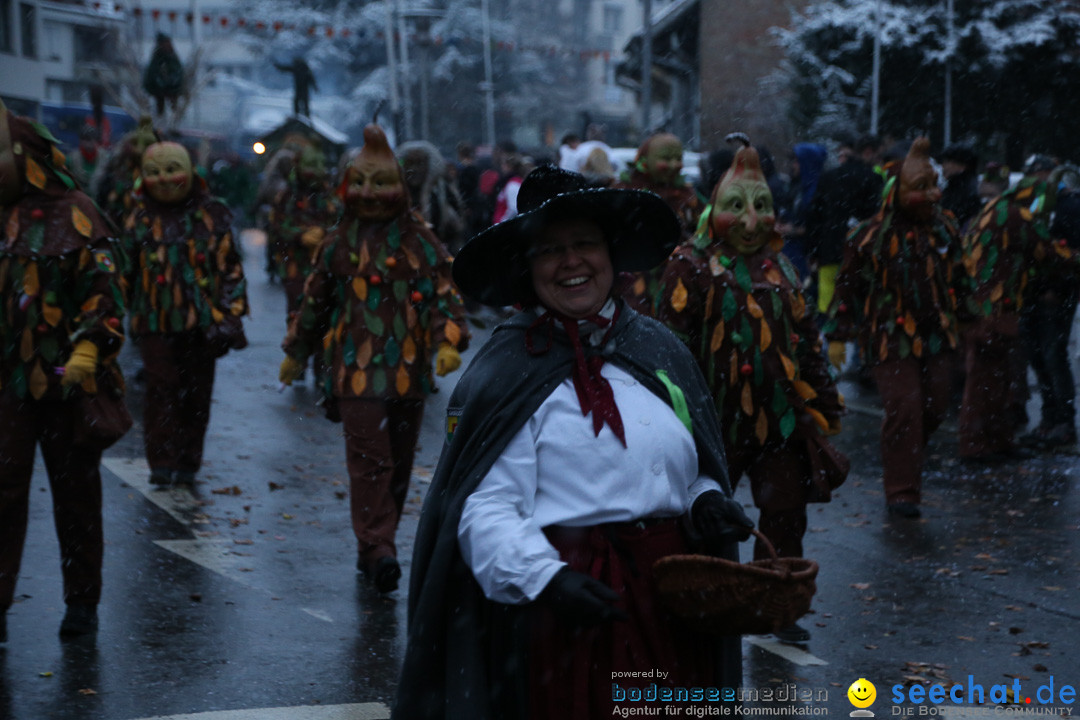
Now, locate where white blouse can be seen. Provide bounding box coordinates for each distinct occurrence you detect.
[457,363,721,604]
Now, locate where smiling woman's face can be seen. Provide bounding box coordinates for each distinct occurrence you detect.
[529,218,613,319]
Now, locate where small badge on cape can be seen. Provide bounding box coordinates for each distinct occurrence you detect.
[94,250,116,273]
[446,406,462,444]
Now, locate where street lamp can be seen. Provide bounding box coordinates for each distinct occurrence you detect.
[870,0,882,136]
[398,7,444,141]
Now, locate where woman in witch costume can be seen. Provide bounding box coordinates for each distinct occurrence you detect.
[0,102,127,640]
[122,140,249,488]
[656,136,847,645]
[394,165,751,719]
[279,124,470,594]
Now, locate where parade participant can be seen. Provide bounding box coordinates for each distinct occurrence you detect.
[92,116,158,230]
[957,162,1080,460]
[279,124,469,594]
[938,144,982,232]
[66,124,101,188]
[123,140,248,488]
[656,137,846,644]
[615,132,702,315]
[143,33,185,117]
[399,141,465,253]
[0,102,127,639]
[395,165,750,718]
[806,134,883,314]
[267,144,340,323]
[825,138,962,518]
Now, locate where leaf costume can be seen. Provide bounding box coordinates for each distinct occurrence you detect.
[824,138,959,512]
[1,112,124,400]
[280,124,470,583]
[282,206,467,402]
[122,141,248,483]
[658,141,846,562]
[956,176,1080,457]
[0,105,127,619]
[123,183,248,343]
[823,186,962,365]
[615,133,703,316]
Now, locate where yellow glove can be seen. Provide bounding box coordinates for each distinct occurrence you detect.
[827,341,847,370]
[279,355,306,385]
[61,341,98,387]
[435,343,461,377]
[300,226,325,249]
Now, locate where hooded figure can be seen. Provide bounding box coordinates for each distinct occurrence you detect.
[395,165,752,718]
[279,124,470,594]
[267,144,341,324]
[825,137,963,518]
[614,132,702,316]
[656,137,847,644]
[142,33,185,117]
[0,102,127,640]
[959,167,1080,457]
[122,140,249,488]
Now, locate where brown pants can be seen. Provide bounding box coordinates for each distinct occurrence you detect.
[339,397,424,569]
[727,441,810,560]
[959,323,1019,457]
[140,333,217,474]
[0,392,104,609]
[871,354,953,505]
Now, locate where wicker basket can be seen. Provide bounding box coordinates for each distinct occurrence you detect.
[652,529,819,636]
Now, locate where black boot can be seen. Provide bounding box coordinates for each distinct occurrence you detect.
[374,557,402,594]
[59,604,98,637]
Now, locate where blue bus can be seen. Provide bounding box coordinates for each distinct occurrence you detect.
[38,101,136,150]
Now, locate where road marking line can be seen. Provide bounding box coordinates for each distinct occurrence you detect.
[126,703,389,720]
[302,607,334,623]
[103,456,199,526]
[744,636,829,666]
[152,539,266,590]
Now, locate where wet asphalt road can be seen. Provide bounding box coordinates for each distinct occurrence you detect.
[2,230,1078,720]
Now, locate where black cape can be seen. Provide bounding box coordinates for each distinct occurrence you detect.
[393,306,742,719]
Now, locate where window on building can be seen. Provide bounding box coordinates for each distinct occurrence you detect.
[74,25,115,63]
[0,0,12,54]
[602,3,622,34]
[19,1,35,58]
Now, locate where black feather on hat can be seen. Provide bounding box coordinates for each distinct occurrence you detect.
[452,165,680,307]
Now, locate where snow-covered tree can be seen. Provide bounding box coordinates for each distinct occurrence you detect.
[775,0,1080,166]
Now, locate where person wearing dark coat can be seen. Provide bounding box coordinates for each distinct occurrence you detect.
[1017,161,1080,449]
[805,136,884,315]
[938,144,983,232]
[394,166,751,718]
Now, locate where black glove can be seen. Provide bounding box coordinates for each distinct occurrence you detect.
[692,491,754,553]
[537,567,628,627]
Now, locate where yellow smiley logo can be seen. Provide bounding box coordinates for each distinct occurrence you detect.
[848,678,877,708]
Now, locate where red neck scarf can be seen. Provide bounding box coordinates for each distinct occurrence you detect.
[525,303,626,447]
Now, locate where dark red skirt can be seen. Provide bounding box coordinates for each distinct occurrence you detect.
[528,519,721,719]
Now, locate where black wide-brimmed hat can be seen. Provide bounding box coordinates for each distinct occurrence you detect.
[452,165,680,307]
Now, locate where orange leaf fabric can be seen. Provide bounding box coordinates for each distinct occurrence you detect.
[710,320,725,354]
[396,364,411,395]
[746,294,763,319]
[72,206,93,238]
[26,158,46,190]
[444,320,461,346]
[351,369,367,395]
[671,278,688,313]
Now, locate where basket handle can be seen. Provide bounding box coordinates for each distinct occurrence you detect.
[750,528,777,560]
[750,529,794,580]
